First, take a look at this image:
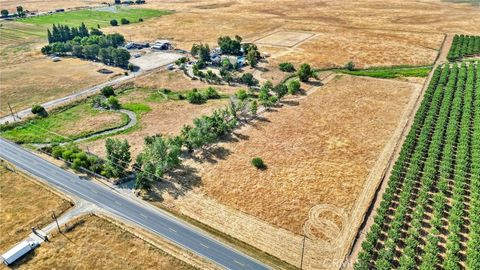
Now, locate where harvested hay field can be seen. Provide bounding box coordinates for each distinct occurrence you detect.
[254,31,315,47]
[14,215,197,270]
[0,58,123,117]
[0,165,72,252]
[155,75,422,269]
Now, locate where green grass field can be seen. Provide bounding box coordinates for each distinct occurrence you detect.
[337,65,432,79]
[18,6,171,28]
[0,103,128,144]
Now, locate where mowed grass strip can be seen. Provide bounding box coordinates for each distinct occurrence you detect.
[1,103,128,144]
[337,65,432,78]
[17,7,171,28]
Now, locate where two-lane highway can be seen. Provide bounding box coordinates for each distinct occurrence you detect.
[0,138,269,270]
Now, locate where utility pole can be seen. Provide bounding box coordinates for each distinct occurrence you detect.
[300,234,307,270]
[51,211,61,233]
[7,102,16,121]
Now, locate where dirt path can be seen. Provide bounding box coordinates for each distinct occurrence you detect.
[342,33,451,269]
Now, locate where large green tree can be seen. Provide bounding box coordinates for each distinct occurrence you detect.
[105,138,131,178]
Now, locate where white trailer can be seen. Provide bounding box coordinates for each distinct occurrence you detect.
[1,240,38,266]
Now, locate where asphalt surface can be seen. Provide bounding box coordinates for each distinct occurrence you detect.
[0,138,269,270]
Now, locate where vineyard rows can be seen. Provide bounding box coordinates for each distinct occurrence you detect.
[447,35,480,62]
[354,60,479,270]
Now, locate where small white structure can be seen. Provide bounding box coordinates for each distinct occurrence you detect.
[152,40,171,50]
[1,240,39,266]
[52,57,61,62]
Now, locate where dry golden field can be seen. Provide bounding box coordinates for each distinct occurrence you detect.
[0,58,124,117]
[0,0,106,13]
[0,165,72,252]
[108,0,480,68]
[14,215,197,270]
[152,74,422,269]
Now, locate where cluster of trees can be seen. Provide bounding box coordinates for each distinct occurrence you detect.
[355,62,480,269]
[218,35,242,55]
[1,6,25,17]
[191,43,210,63]
[42,23,130,68]
[134,100,256,189]
[48,138,131,179]
[185,87,220,104]
[110,18,132,26]
[92,86,121,109]
[447,35,480,61]
[50,144,106,175]
[47,23,90,43]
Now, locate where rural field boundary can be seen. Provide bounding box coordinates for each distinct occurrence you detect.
[342,32,450,269]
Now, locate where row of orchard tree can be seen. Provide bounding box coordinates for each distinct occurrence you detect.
[447,34,480,62]
[355,61,480,270]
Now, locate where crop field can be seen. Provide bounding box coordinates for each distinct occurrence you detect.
[447,34,480,62]
[0,165,71,252]
[18,6,171,29]
[152,74,421,269]
[15,215,196,270]
[1,103,127,144]
[355,61,480,269]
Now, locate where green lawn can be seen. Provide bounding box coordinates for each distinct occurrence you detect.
[0,103,128,144]
[337,65,432,79]
[18,6,171,28]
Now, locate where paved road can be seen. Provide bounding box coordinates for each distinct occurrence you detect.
[0,138,269,270]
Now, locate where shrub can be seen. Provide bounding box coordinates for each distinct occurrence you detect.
[107,96,121,109]
[31,105,47,117]
[138,18,143,22]
[235,89,248,101]
[298,63,315,82]
[120,18,130,25]
[186,89,207,104]
[251,157,266,169]
[279,62,295,72]
[345,61,355,71]
[101,86,115,97]
[287,79,301,94]
[203,87,220,99]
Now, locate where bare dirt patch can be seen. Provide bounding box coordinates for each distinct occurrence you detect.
[129,52,183,71]
[0,165,71,252]
[155,75,421,269]
[255,31,315,47]
[14,215,197,270]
